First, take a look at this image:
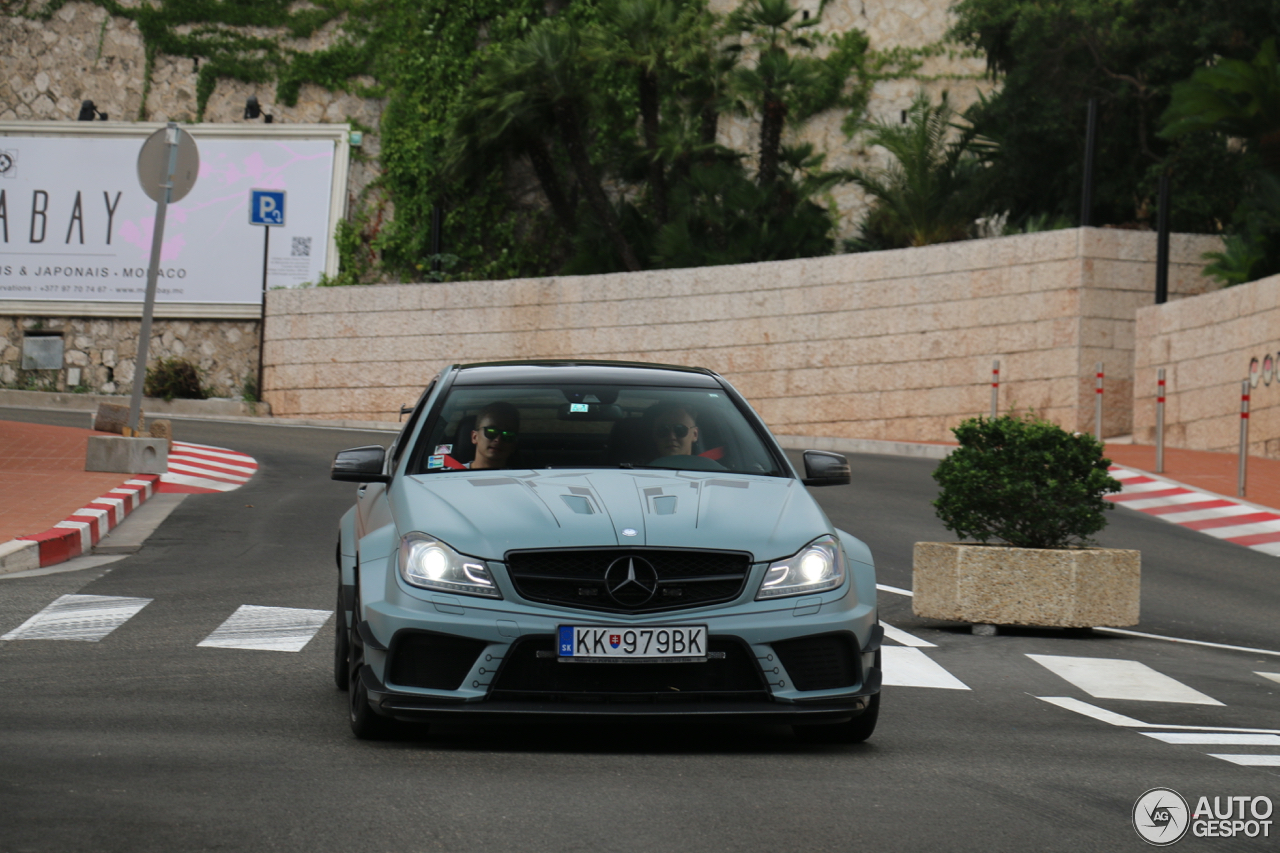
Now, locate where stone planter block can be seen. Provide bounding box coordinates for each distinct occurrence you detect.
[912,542,1140,628]
[85,436,169,475]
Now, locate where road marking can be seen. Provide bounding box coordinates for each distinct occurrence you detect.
[1141,732,1280,746]
[881,646,969,690]
[1027,654,1224,705]
[1037,696,1147,727]
[1258,672,1280,685]
[1,594,151,642]
[1037,697,1280,734]
[880,621,935,647]
[876,583,912,596]
[158,441,258,495]
[198,605,331,652]
[1094,627,1280,658]
[1208,754,1280,766]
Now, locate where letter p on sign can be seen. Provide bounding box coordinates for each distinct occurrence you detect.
[249,189,286,227]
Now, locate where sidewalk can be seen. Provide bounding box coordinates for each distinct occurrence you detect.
[1,418,257,572]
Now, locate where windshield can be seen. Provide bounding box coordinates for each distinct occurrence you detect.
[407,384,786,477]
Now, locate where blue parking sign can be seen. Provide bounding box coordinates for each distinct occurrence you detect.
[249,189,286,226]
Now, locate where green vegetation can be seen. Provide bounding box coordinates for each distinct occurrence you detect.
[949,0,1279,236]
[144,357,208,402]
[1160,39,1280,286]
[848,91,992,250]
[932,413,1122,550]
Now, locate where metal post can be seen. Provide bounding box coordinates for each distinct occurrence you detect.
[256,226,270,403]
[1081,98,1098,227]
[128,122,179,435]
[1239,379,1250,497]
[990,360,1000,419]
[1155,368,1166,474]
[1155,174,1170,304]
[1094,362,1104,441]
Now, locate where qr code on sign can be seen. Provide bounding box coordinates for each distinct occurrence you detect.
[291,236,311,257]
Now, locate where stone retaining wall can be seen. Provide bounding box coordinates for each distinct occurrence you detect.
[1,315,258,398]
[264,228,1221,441]
[1134,273,1280,458]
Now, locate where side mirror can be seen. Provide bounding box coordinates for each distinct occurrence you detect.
[332,445,391,483]
[802,450,850,486]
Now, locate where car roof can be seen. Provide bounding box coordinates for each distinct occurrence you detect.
[451,360,723,388]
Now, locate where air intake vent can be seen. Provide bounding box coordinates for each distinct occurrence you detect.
[772,633,860,691]
[386,631,488,691]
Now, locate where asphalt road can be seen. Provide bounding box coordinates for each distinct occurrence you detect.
[1,408,1277,853]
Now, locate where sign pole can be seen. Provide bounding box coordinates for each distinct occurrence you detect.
[128,123,180,435]
[248,188,285,406]
[257,225,269,403]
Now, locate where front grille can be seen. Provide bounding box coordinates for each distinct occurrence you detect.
[489,635,769,703]
[386,631,488,691]
[506,548,751,613]
[772,633,860,691]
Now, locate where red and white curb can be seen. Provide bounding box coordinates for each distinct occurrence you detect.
[158,440,258,494]
[0,441,258,573]
[4,476,159,570]
[1106,465,1280,556]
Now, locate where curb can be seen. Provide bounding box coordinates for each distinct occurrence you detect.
[0,475,159,574]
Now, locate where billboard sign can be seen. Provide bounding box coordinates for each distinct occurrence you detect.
[0,123,348,312]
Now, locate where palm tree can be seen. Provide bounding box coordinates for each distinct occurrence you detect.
[850,91,992,248]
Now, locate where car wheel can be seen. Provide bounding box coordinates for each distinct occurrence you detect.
[794,691,880,744]
[333,584,349,691]
[347,594,397,740]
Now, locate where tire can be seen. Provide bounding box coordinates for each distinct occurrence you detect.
[794,691,880,744]
[347,594,398,740]
[333,584,350,691]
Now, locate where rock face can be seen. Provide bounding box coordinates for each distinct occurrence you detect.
[912,542,1141,629]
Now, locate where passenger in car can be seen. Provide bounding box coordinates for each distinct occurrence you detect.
[649,403,699,459]
[469,401,520,469]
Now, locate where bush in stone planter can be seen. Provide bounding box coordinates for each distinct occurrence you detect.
[932,413,1122,549]
[144,357,208,402]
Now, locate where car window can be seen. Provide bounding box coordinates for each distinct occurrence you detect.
[406,384,785,477]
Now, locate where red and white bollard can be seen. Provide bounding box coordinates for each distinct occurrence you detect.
[991,360,1000,419]
[1156,368,1166,474]
[1239,379,1250,497]
[1094,362,1104,441]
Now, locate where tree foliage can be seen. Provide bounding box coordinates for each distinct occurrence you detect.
[1161,39,1280,285]
[932,414,1121,550]
[432,0,890,277]
[949,0,1280,233]
[849,91,993,249]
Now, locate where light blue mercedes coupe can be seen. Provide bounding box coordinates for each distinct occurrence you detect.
[331,360,881,741]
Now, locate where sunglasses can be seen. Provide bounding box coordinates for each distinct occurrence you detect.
[653,423,690,439]
[481,426,517,441]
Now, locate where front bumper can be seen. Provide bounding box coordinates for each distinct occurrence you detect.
[349,552,881,722]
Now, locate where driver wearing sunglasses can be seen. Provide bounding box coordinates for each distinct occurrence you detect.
[469,401,520,470]
[649,403,699,459]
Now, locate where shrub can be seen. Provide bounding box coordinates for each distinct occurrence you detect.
[931,414,1121,549]
[144,358,208,402]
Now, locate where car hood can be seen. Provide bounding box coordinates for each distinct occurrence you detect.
[397,469,829,563]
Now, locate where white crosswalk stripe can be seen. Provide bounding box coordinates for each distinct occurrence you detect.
[882,646,970,690]
[1027,654,1223,705]
[197,605,332,652]
[1,594,152,642]
[1141,732,1280,746]
[1208,754,1280,766]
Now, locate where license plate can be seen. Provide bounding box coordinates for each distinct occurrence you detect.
[557,625,708,662]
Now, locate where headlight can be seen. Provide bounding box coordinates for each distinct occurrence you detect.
[398,533,501,598]
[756,535,845,599]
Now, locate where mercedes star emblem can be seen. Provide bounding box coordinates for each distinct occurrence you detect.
[604,556,658,606]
